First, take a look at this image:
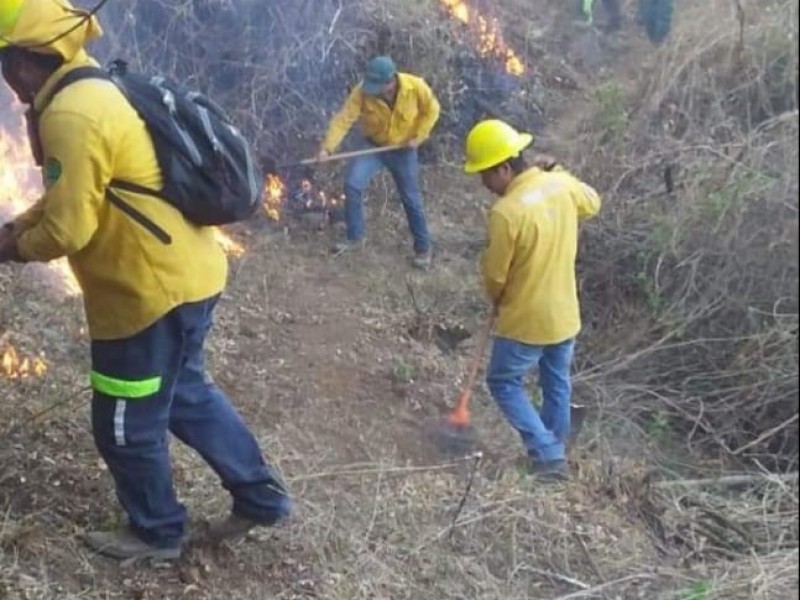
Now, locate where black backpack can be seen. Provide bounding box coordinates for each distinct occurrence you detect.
[31,59,261,242]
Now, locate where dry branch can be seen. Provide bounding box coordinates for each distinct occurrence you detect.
[653,472,799,490]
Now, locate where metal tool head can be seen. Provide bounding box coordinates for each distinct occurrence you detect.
[422,417,480,459]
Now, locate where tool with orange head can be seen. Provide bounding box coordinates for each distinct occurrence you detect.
[431,312,495,456]
[432,310,589,457]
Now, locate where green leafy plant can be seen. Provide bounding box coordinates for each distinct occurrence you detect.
[594,82,629,141]
[670,580,712,600]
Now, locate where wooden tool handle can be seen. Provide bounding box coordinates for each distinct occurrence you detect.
[454,314,495,409]
[298,144,405,166]
[447,313,495,426]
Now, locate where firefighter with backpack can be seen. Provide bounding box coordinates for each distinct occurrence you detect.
[0,0,290,560]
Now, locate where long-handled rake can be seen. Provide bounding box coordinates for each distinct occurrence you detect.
[262,144,405,177]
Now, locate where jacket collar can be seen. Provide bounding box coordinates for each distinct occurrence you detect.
[504,166,545,196]
[33,49,99,113]
[364,72,411,106]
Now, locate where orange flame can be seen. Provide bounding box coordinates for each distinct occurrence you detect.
[262,174,342,221]
[2,114,243,292]
[1,344,47,379]
[263,174,285,221]
[299,179,342,210]
[439,0,525,76]
[1,113,81,296]
[213,228,245,257]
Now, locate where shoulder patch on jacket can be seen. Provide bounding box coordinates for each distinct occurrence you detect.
[43,157,63,189]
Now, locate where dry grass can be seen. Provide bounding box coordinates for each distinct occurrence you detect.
[0,0,797,598]
[554,0,799,468]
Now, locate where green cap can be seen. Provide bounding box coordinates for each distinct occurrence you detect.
[361,56,397,95]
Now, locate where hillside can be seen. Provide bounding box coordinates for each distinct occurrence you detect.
[0,1,797,599]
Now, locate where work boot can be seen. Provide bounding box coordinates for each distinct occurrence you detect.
[528,458,570,482]
[411,250,432,270]
[83,527,181,560]
[206,514,261,544]
[330,239,364,256]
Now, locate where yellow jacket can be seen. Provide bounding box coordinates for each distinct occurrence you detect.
[322,72,440,152]
[481,166,601,345]
[13,51,228,341]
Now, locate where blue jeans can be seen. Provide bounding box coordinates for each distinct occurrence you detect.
[90,296,291,549]
[486,337,576,462]
[343,146,431,253]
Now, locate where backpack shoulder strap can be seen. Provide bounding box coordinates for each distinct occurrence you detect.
[25,66,109,166]
[39,66,111,113]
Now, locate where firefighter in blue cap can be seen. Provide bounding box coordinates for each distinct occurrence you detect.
[318,56,441,270]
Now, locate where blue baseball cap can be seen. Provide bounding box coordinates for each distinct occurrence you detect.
[361,56,397,95]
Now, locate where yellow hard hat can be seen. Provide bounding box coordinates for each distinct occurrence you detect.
[463,119,533,174]
[0,0,25,49]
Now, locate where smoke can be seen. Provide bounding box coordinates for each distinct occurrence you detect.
[3,0,543,193]
[82,0,541,162]
[0,86,21,133]
[0,100,40,225]
[86,1,362,156]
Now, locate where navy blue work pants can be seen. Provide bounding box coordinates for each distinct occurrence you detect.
[90,295,291,549]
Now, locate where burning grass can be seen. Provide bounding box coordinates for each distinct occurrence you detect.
[0,94,250,266]
[0,107,82,297]
[1,344,47,379]
[438,0,526,75]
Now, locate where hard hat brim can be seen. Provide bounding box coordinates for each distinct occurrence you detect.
[463,132,533,174]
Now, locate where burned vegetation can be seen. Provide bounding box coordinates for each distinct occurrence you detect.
[93,0,544,227]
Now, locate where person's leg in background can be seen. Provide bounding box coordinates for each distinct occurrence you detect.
[86,311,188,559]
[486,337,567,478]
[538,338,576,445]
[334,151,385,253]
[383,147,433,269]
[580,0,596,24]
[167,296,291,541]
[601,0,623,30]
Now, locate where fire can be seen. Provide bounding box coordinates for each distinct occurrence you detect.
[439,0,525,76]
[1,344,47,379]
[2,116,242,296]
[297,179,341,211]
[213,228,245,257]
[1,111,81,296]
[262,174,342,222]
[263,174,285,221]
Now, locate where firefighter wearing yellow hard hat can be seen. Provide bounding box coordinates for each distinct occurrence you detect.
[0,0,290,559]
[463,119,601,481]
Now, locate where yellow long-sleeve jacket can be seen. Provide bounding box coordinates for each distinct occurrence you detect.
[481,166,601,345]
[321,72,440,152]
[12,51,228,341]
